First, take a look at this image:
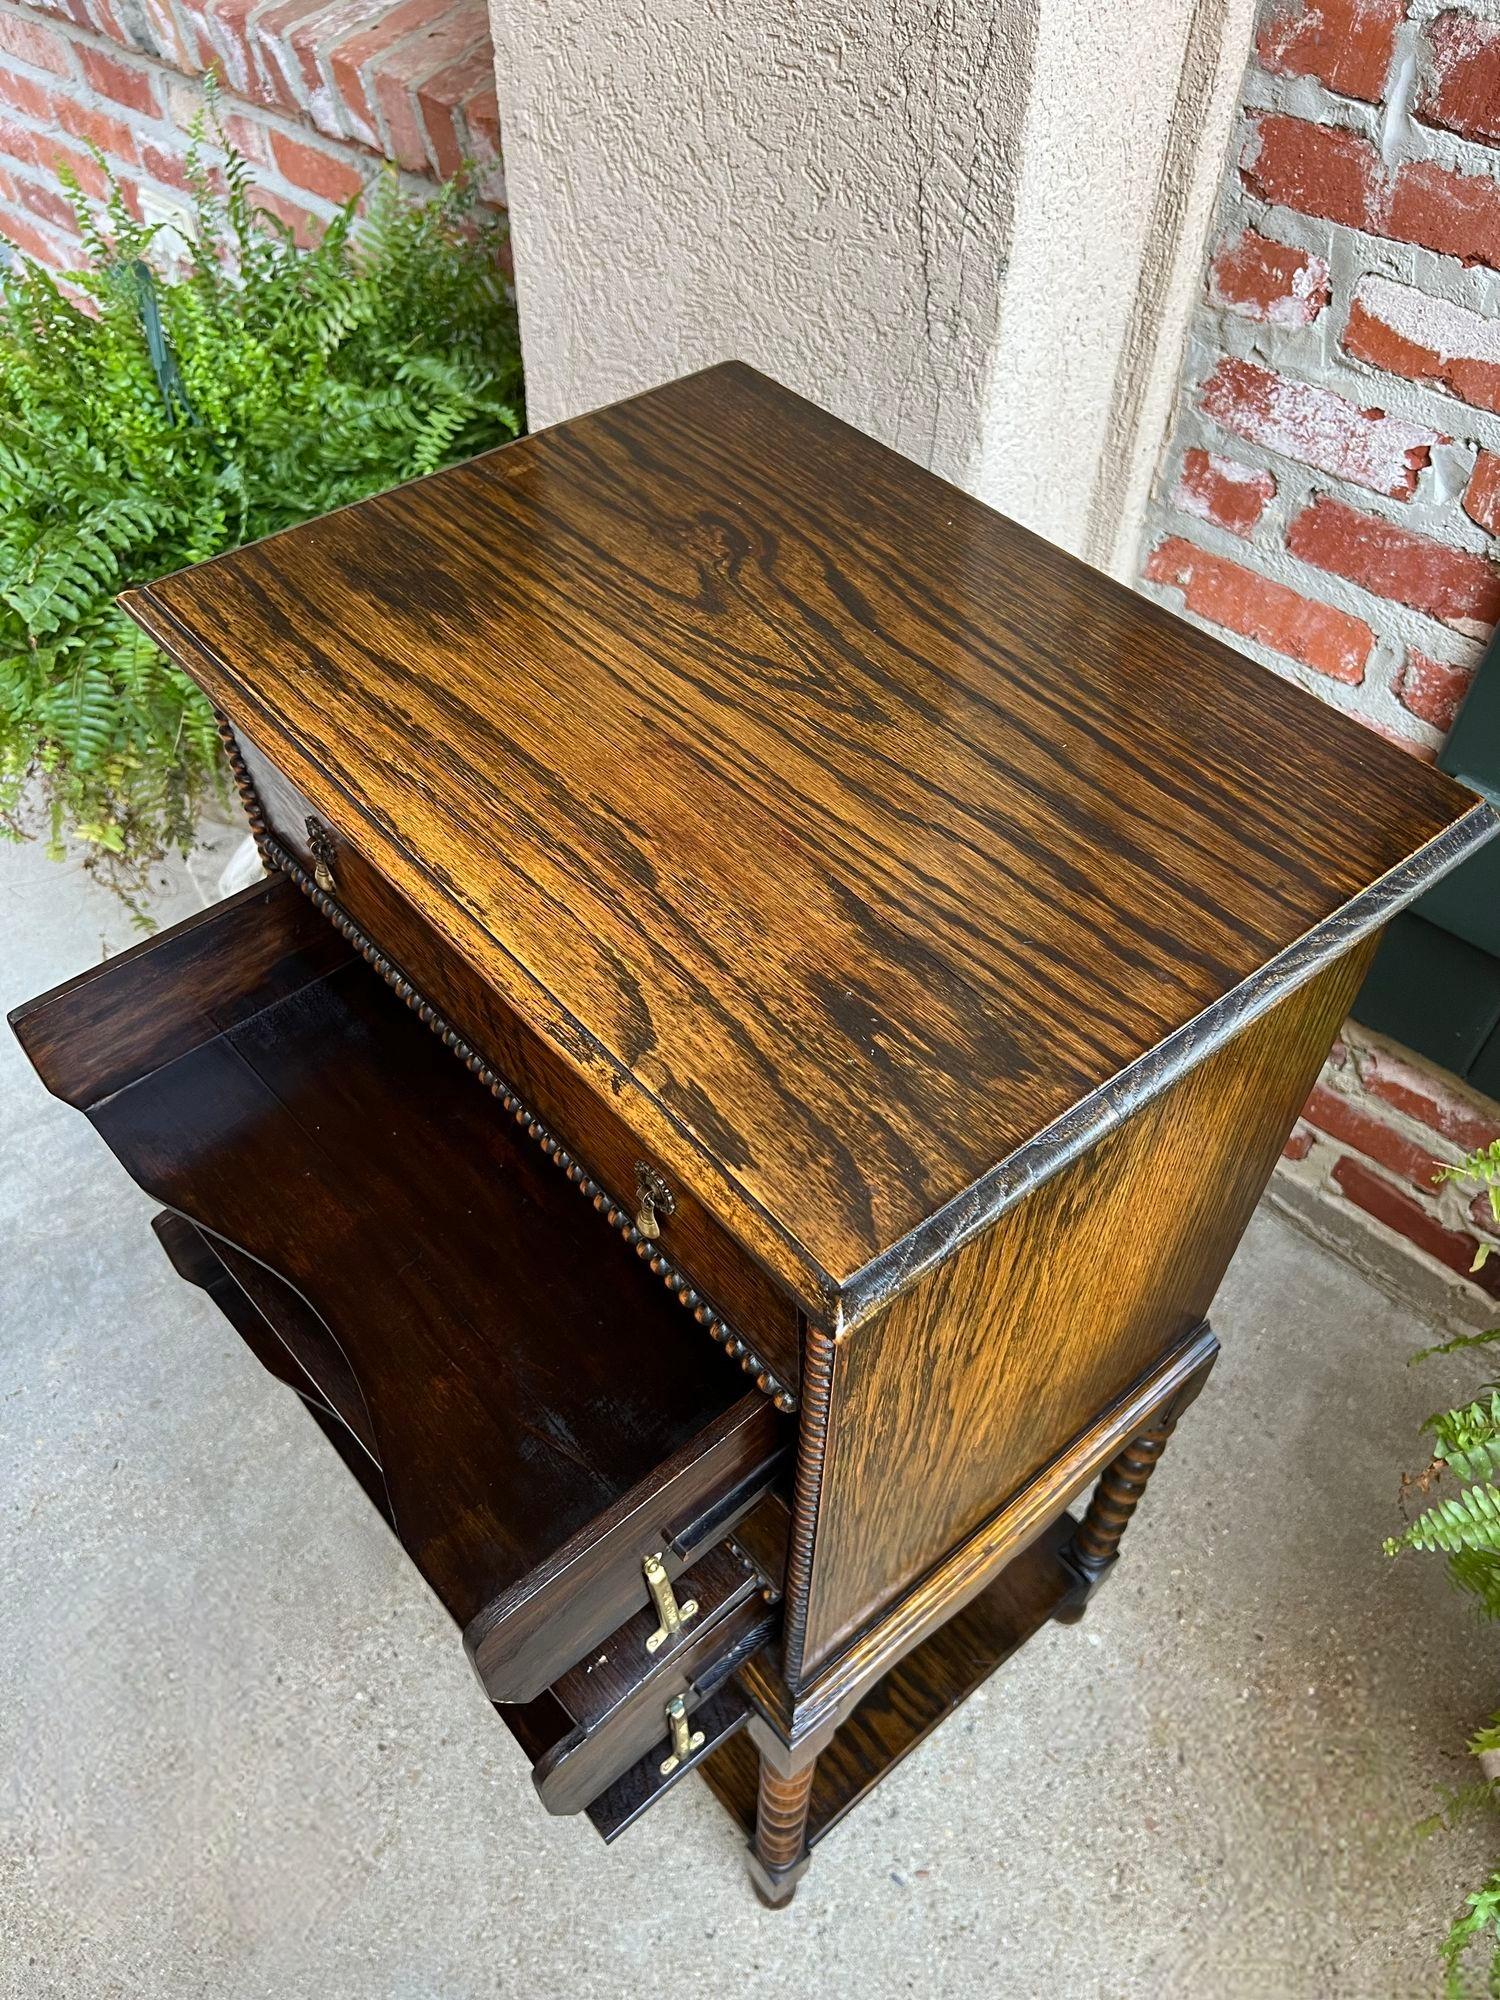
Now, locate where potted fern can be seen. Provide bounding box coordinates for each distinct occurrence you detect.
[0,110,523,917]
[1387,1139,1500,1995]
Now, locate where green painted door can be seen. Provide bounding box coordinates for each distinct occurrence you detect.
[1353,627,1500,1095]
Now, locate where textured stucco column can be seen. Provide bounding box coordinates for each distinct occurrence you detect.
[488,0,1255,576]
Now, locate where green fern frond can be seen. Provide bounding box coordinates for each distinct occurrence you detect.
[1,106,522,912]
[1428,1396,1500,1485]
[1447,1547,1500,1620]
[1385,1483,1500,1559]
[1440,1871,1500,2000]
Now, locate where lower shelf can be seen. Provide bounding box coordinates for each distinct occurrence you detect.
[699,1512,1078,1851]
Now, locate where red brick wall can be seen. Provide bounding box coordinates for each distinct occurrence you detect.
[1143,0,1500,1311]
[0,0,500,270]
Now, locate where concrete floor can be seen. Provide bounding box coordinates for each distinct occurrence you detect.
[3,827,1498,2000]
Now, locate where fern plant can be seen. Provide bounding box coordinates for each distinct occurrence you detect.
[0,108,523,913]
[1387,1145,1500,1995]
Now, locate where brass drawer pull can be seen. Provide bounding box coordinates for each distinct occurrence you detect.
[659,1694,705,1776]
[633,1162,675,1239]
[643,1550,698,1654]
[306,816,338,896]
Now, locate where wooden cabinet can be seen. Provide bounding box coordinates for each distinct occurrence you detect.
[11,362,1495,1907]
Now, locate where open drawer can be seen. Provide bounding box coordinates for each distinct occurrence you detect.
[10,877,790,1707]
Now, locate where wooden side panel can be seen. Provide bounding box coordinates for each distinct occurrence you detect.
[797,941,1376,1674]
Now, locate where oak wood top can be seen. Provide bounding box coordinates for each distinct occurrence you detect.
[123,361,1496,1323]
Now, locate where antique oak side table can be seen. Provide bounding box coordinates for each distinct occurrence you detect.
[12,363,1494,1907]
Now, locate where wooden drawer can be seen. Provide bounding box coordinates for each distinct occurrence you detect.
[158,1205,781,1824]
[230,726,801,1404]
[10,877,790,1703]
[511,1536,777,1817]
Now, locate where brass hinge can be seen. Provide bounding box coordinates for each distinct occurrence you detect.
[643,1550,698,1654]
[659,1695,706,1776]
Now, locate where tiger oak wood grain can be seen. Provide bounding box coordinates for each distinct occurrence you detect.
[797,941,1374,1673]
[120,361,1494,1326]
[231,724,801,1387]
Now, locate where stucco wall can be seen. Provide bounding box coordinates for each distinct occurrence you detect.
[487,0,1255,573]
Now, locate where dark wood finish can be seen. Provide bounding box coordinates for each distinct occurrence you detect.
[1056,1424,1179,1621]
[12,363,1493,1894]
[582,1686,753,1842]
[153,1211,396,1522]
[751,1759,818,1906]
[14,878,787,1703]
[794,941,1374,1677]
[232,725,801,1394]
[753,1325,1217,1747]
[534,1541,775,1814]
[120,360,1492,1326]
[704,1512,1078,1855]
[8,876,349,1109]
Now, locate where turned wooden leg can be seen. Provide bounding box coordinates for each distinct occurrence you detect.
[1054,1419,1176,1623]
[747,1754,816,1907]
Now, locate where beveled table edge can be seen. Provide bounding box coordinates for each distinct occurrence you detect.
[121,581,1500,1334]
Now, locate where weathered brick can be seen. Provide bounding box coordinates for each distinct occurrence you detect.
[1243,113,1379,231]
[1208,227,1329,327]
[254,0,344,120]
[1388,159,1500,273]
[327,0,455,153]
[14,169,77,231]
[138,137,193,188]
[1361,1043,1499,1152]
[1256,0,1402,103]
[1283,1125,1316,1161]
[1245,114,1500,271]
[368,0,483,173]
[269,125,364,201]
[1171,446,1275,537]
[1288,494,1500,633]
[1146,534,1373,681]
[1343,275,1500,417]
[222,111,273,166]
[76,43,160,115]
[1418,10,1500,151]
[251,182,325,245]
[1304,1081,1448,1190]
[1466,451,1500,535]
[197,0,263,100]
[0,204,72,264]
[0,11,74,75]
[463,79,498,163]
[1395,648,1475,731]
[0,63,55,120]
[1199,355,1445,500]
[52,92,139,163]
[1332,1153,1500,1294]
[418,42,492,179]
[139,0,196,73]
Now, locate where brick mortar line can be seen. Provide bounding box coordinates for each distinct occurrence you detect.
[0,34,451,235]
[0,0,495,194]
[1146,487,1493,674]
[1241,67,1500,182]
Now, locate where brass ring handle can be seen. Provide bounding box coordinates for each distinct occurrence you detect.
[634,1161,675,1239]
[306,816,338,897]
